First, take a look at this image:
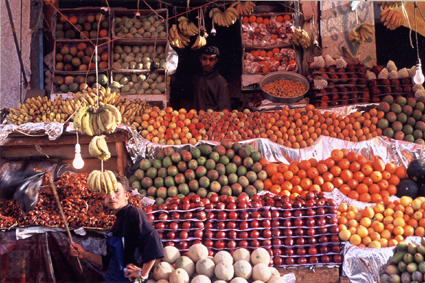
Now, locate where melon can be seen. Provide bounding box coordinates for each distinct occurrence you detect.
[269,267,279,278]
[266,278,285,283]
[215,262,234,281]
[251,248,270,265]
[146,279,157,283]
[175,256,195,277]
[154,262,175,280]
[156,280,169,283]
[169,268,190,283]
[234,260,252,279]
[214,251,233,265]
[396,179,419,199]
[188,244,209,262]
[233,248,250,262]
[196,258,215,278]
[230,278,248,283]
[252,264,271,282]
[191,275,211,283]
[252,281,265,283]
[164,246,181,264]
[213,281,227,283]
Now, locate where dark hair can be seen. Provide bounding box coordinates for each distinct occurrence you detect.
[115,174,130,191]
[200,45,220,56]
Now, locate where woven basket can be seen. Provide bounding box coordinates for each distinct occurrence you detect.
[314,79,328,89]
[335,57,347,68]
[313,56,325,68]
[378,68,389,79]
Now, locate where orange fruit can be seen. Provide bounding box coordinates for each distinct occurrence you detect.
[360,217,372,228]
[348,191,359,200]
[264,179,273,190]
[369,240,381,249]
[381,229,391,240]
[290,176,301,185]
[361,164,374,176]
[369,184,380,195]
[362,236,372,246]
[299,160,311,170]
[356,183,369,195]
[350,162,361,173]
[354,171,365,182]
[259,158,269,167]
[307,167,319,179]
[283,15,291,21]
[341,169,354,182]
[362,207,375,218]
[371,194,383,203]
[359,193,372,203]
[400,196,413,207]
[388,175,400,186]
[276,15,284,22]
[339,203,348,212]
[270,185,282,194]
[339,230,351,241]
[388,239,398,247]
[374,222,385,233]
[394,226,404,236]
[347,152,359,162]
[350,234,362,245]
[370,171,383,182]
[395,166,407,179]
[404,225,414,237]
[331,149,344,162]
[416,226,425,237]
[339,184,351,195]
[283,171,293,181]
[330,166,342,176]
[242,17,249,23]
[332,177,344,188]
[256,17,263,24]
[393,217,406,227]
[271,173,284,185]
[322,182,334,192]
[263,18,270,25]
[278,163,289,173]
[249,15,257,23]
[374,203,385,214]
[380,238,389,248]
[372,158,386,172]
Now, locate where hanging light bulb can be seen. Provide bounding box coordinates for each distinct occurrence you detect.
[414,59,425,85]
[73,143,84,169]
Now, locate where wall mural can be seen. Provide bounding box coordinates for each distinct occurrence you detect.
[320,1,376,67]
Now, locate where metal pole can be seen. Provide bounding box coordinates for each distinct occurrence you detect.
[4,0,29,88]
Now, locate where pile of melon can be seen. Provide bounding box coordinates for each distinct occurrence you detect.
[148,244,289,283]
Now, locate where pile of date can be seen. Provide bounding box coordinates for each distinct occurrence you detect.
[0,171,143,230]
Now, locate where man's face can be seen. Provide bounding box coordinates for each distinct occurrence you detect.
[104,183,129,212]
[200,54,218,73]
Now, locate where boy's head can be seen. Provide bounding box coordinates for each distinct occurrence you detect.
[104,174,130,212]
[199,46,220,73]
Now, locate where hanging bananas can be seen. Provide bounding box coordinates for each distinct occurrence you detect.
[87,170,118,194]
[292,27,311,49]
[234,1,255,15]
[380,8,404,30]
[169,24,191,49]
[377,1,402,9]
[73,104,122,136]
[89,135,111,161]
[178,16,199,36]
[191,35,207,50]
[209,7,239,27]
[348,23,374,43]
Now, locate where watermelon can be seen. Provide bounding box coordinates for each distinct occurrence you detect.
[407,159,425,185]
[396,179,419,199]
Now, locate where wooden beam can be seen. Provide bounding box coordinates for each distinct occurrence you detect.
[0,131,127,147]
[116,141,124,176]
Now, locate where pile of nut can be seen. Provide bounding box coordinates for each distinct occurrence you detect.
[0,172,144,230]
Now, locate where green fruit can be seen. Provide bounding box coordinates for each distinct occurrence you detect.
[188,180,199,192]
[232,156,242,167]
[221,139,233,150]
[168,186,178,197]
[219,155,230,165]
[407,262,417,273]
[199,144,213,156]
[382,95,394,104]
[154,177,164,188]
[244,185,257,197]
[164,176,175,188]
[232,142,243,153]
[171,152,182,163]
[237,166,247,177]
[386,264,400,275]
[416,244,425,255]
[98,74,108,85]
[388,274,400,283]
[191,148,201,159]
[174,173,186,185]
[156,187,167,199]
[210,181,221,193]
[131,180,141,190]
[393,251,407,264]
[386,112,397,123]
[243,157,254,169]
[391,104,402,114]
[253,180,264,191]
[398,261,407,273]
[246,171,258,183]
[146,167,157,179]
[407,117,416,126]
[157,150,165,160]
[184,169,196,181]
[400,272,411,283]
[413,110,423,121]
[394,131,405,140]
[138,189,146,196]
[415,121,425,131]
[378,118,390,129]
[220,186,232,196]
[415,138,425,144]
[413,130,423,140]
[415,102,425,112]
[177,161,187,173]
[411,270,422,282]
[404,134,415,143]
[197,156,207,166]
[396,96,407,107]
[408,242,418,255]
[128,175,137,184]
[188,160,198,170]
[238,176,249,188]
[195,166,207,178]
[209,152,220,163]
[238,147,251,159]
[155,197,164,206]
[207,170,219,181]
[158,168,167,179]
[141,177,153,189]
[231,183,243,196]
[414,253,424,263]
[218,175,229,186]
[417,261,425,273]
[178,183,190,195]
[205,159,216,171]
[134,169,145,180]
[392,121,403,132]
[139,159,152,170]
[397,241,409,251]
[213,145,226,156]
[196,187,208,198]
[397,113,408,124]
[251,151,261,163]
[147,186,157,197]
[228,173,238,184]
[167,165,178,177]
[226,163,237,174]
[403,253,414,264]
[379,102,391,113]
[226,149,235,160]
[403,125,413,135]
[215,163,226,175]
[60,84,69,92]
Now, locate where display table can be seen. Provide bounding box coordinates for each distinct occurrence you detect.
[0,131,128,176]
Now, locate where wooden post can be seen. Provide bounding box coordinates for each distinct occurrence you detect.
[116,141,124,176]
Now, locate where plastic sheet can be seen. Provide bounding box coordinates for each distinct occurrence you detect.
[0,122,64,143]
[342,236,422,283]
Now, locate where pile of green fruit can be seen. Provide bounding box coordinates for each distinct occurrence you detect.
[112,44,166,71]
[128,140,266,206]
[111,72,166,95]
[377,95,425,144]
[114,15,167,39]
[55,42,108,72]
[53,74,108,93]
[381,239,425,283]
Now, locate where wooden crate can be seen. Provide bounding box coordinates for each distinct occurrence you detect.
[278,265,341,283]
[111,8,168,41]
[52,7,111,41]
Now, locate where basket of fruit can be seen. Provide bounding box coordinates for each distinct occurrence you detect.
[259,71,310,103]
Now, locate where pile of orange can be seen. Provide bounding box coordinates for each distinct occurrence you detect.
[248,48,295,74]
[261,149,406,204]
[338,196,425,248]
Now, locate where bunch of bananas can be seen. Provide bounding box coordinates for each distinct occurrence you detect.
[169,24,191,49]
[234,1,255,15]
[292,27,311,49]
[89,135,111,161]
[178,16,199,36]
[378,1,402,9]
[348,23,374,43]
[209,7,239,27]
[191,35,207,50]
[381,8,404,30]
[72,87,121,108]
[87,170,118,194]
[73,104,122,136]
[118,99,149,127]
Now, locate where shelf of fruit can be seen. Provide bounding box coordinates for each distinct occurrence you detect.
[243,47,297,74]
[52,73,109,93]
[54,9,110,41]
[241,14,294,48]
[110,71,167,95]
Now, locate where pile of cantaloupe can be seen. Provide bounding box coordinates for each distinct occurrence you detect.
[148,244,289,283]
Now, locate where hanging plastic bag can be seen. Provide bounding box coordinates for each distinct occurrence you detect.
[0,171,45,213]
